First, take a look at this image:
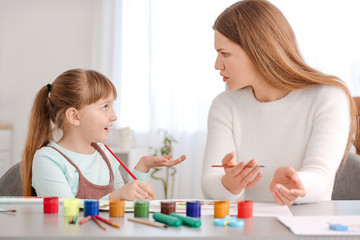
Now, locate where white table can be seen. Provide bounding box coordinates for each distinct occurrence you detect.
[0,200,359,239]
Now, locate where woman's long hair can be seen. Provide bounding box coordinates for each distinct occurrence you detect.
[214,0,357,157]
[21,69,117,196]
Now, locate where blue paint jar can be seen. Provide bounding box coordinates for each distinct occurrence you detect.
[186,201,201,218]
[84,200,99,217]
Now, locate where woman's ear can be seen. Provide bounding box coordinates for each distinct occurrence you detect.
[65,107,80,126]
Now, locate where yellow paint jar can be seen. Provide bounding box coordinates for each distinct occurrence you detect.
[63,198,79,217]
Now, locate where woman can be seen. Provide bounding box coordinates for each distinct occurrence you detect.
[201,0,357,205]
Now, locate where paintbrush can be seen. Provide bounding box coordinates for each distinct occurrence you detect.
[105,144,156,200]
[95,215,120,228]
[91,216,106,230]
[128,218,168,228]
[212,164,265,168]
[0,209,16,212]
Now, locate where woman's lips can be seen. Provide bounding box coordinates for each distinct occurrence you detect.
[223,76,228,82]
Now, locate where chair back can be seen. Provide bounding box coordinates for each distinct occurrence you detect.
[332,152,360,200]
[0,162,22,196]
[353,97,360,154]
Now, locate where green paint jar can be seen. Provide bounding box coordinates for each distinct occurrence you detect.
[134,200,149,218]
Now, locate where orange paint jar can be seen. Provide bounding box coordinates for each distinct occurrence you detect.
[214,201,230,218]
[109,200,125,217]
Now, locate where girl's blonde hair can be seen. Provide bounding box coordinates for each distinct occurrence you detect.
[21,69,117,196]
[214,0,357,157]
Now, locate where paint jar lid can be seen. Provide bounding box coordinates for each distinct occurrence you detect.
[43,197,59,214]
[84,200,99,217]
[110,199,125,208]
[63,198,80,217]
[134,200,149,217]
[214,215,244,227]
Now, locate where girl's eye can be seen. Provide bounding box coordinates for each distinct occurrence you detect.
[102,105,108,111]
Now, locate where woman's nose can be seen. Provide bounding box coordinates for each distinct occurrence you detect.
[215,56,224,70]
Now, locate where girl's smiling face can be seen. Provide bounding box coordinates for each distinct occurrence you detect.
[77,93,117,143]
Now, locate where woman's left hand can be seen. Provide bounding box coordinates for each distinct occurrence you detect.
[135,154,186,173]
[270,167,306,205]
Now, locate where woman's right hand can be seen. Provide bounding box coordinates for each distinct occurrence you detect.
[221,152,263,194]
[109,180,155,201]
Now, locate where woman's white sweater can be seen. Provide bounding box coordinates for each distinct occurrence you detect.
[201,85,350,203]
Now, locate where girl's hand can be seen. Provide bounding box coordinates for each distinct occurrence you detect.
[221,152,263,194]
[270,167,306,205]
[135,154,186,173]
[109,180,155,200]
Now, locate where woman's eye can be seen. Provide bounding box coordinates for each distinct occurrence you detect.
[221,52,229,57]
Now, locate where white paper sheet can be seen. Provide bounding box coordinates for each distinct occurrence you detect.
[277,216,360,235]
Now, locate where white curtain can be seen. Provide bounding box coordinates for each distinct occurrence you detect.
[272,0,360,95]
[99,0,360,199]
[104,0,235,199]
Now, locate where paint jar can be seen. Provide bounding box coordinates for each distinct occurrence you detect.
[237,201,253,218]
[84,200,99,217]
[161,201,176,215]
[63,198,80,217]
[134,200,149,218]
[109,200,125,217]
[43,197,59,214]
[214,201,230,218]
[186,201,201,218]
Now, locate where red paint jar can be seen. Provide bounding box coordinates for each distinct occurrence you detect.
[43,197,59,214]
[237,201,253,218]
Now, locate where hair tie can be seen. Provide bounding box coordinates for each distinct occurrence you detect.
[47,84,52,93]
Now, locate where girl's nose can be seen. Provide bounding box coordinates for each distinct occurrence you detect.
[110,109,117,122]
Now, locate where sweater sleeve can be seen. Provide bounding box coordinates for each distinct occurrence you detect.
[201,92,244,200]
[295,86,350,204]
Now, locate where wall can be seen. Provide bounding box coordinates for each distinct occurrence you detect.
[0,0,103,166]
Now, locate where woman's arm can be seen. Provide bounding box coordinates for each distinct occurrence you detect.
[201,92,246,200]
[295,86,350,203]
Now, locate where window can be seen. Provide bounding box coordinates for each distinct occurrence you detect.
[101,0,360,198]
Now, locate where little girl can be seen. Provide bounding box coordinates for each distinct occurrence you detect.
[21,69,186,200]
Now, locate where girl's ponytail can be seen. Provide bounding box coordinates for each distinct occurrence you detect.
[21,85,52,196]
